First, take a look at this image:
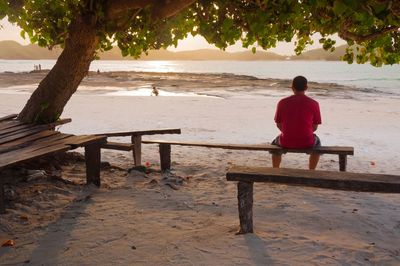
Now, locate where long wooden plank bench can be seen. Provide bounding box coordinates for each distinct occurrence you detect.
[96,128,181,166]
[142,140,354,172]
[0,115,107,213]
[226,166,400,234]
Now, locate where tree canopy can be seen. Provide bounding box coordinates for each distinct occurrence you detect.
[2,0,400,66]
[1,0,400,124]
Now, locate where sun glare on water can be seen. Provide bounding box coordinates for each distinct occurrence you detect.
[142,61,180,73]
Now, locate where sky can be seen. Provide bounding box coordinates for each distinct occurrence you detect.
[0,18,344,56]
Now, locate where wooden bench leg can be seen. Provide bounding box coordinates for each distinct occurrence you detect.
[85,142,101,187]
[132,135,142,166]
[159,143,171,172]
[339,155,347,172]
[0,179,5,214]
[237,181,254,234]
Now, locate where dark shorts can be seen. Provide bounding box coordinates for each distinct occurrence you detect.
[270,134,321,154]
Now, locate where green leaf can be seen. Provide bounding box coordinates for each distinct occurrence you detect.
[333,1,348,15]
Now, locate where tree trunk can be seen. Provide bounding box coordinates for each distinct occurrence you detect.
[18,15,99,123]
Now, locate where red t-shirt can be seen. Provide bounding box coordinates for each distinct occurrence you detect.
[274,94,321,148]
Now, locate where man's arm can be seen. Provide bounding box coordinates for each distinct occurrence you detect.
[276,123,282,131]
[313,124,318,132]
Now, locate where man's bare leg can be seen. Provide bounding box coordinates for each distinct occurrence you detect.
[272,154,282,168]
[309,153,320,170]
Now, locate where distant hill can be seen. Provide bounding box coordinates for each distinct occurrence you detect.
[290,45,348,61]
[0,40,347,61]
[0,41,285,60]
[133,49,286,60]
[0,41,63,59]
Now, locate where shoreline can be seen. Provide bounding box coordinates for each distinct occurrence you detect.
[0,70,394,100]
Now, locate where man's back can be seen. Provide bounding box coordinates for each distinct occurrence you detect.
[275,94,321,148]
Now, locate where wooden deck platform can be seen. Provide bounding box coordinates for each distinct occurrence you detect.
[0,115,106,213]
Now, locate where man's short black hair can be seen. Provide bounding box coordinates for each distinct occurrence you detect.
[292,76,307,91]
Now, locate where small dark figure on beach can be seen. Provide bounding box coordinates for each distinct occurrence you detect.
[151,86,159,96]
[271,76,322,169]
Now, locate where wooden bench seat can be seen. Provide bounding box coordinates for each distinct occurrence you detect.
[142,140,354,172]
[96,128,181,165]
[0,114,18,123]
[226,166,400,234]
[0,115,106,213]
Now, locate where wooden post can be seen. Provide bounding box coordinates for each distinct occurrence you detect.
[159,143,171,172]
[132,135,142,166]
[85,142,101,187]
[237,181,254,234]
[0,179,5,214]
[339,154,347,172]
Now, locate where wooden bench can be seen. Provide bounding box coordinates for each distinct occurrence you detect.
[96,129,181,166]
[226,166,400,234]
[142,140,354,172]
[0,115,107,213]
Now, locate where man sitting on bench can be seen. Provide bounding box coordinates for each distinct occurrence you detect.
[271,75,322,170]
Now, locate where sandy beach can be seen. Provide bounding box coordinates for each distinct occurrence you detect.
[0,70,399,265]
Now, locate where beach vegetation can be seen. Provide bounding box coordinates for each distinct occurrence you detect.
[0,0,399,123]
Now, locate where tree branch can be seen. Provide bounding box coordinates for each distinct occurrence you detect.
[339,26,399,42]
[106,0,197,21]
[8,0,24,9]
[106,0,154,20]
[152,0,197,20]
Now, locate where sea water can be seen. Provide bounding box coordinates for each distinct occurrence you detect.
[0,60,399,95]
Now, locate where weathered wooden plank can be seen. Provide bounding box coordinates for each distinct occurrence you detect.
[32,132,73,145]
[0,114,17,122]
[101,141,134,151]
[0,131,60,154]
[0,135,104,166]
[339,154,347,172]
[36,118,72,128]
[85,142,101,187]
[0,130,101,149]
[0,120,26,131]
[53,118,72,127]
[0,144,70,170]
[0,126,49,139]
[0,123,36,136]
[0,178,5,214]
[0,135,79,166]
[63,135,107,147]
[0,140,70,162]
[0,117,70,134]
[237,181,254,234]
[227,166,400,193]
[0,118,72,138]
[159,143,171,172]
[142,140,354,155]
[0,123,65,142]
[96,128,181,137]
[132,135,142,166]
[28,135,79,152]
[0,127,52,145]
